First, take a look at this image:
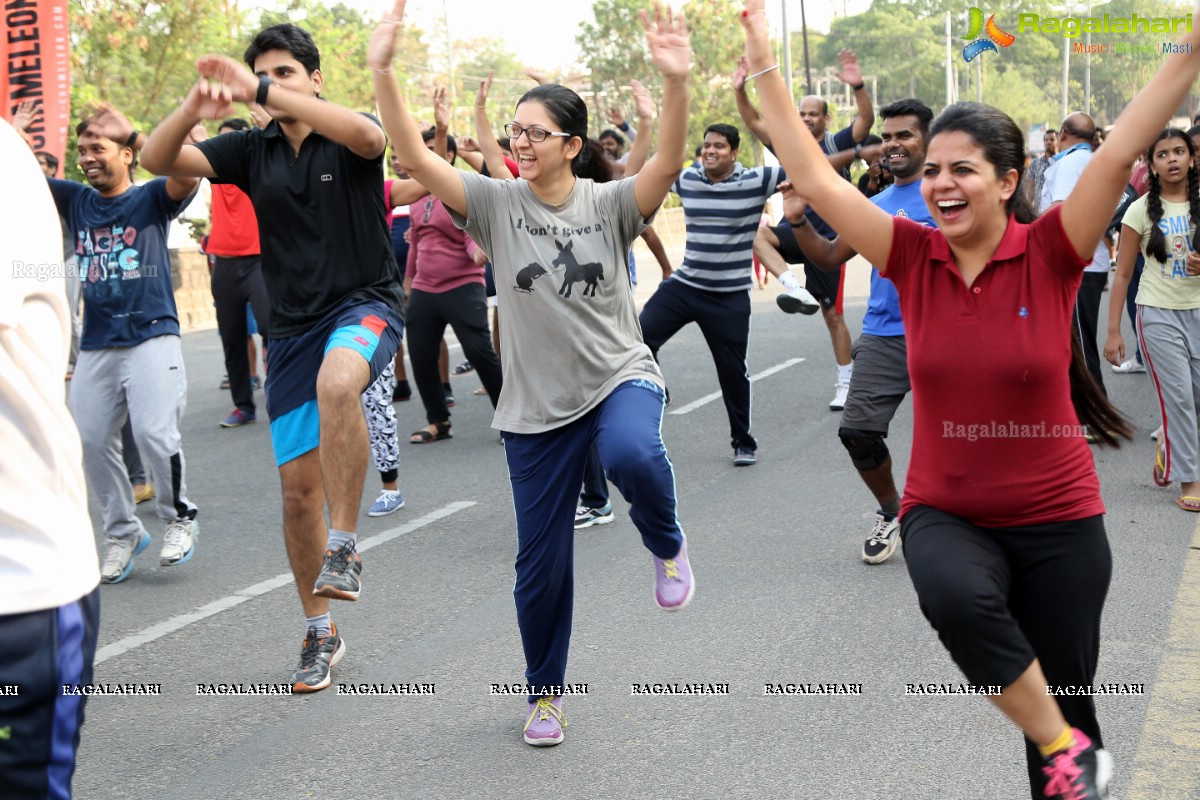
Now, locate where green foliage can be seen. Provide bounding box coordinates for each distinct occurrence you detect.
[578,0,746,163]
[258,0,430,113]
[69,0,251,180]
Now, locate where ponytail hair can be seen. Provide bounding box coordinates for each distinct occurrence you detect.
[576,138,613,182]
[1070,333,1132,447]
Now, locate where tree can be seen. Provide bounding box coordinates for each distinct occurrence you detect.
[258,0,427,113]
[578,0,746,161]
[70,0,251,180]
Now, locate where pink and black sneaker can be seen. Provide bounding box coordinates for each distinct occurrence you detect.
[1041,728,1112,800]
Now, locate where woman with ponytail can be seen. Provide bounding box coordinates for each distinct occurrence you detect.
[371,0,695,746]
[1105,129,1200,511]
[739,0,1200,796]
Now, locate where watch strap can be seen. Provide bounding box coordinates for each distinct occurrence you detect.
[256,76,272,107]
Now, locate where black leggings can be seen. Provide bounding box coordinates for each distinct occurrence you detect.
[901,505,1111,799]
[211,255,270,414]
[406,283,502,425]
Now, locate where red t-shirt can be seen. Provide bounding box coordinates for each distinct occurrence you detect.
[885,205,1105,527]
[207,183,260,256]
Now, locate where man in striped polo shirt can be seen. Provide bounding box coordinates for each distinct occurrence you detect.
[639,123,784,467]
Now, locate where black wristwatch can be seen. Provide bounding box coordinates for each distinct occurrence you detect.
[123,131,139,149]
[793,215,809,228]
[854,143,863,160]
[256,75,273,107]
[850,81,865,91]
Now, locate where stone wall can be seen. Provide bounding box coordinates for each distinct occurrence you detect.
[169,248,217,332]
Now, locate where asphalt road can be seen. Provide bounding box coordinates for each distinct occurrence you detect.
[71,282,1199,800]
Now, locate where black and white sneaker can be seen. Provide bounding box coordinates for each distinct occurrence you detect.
[861,512,900,564]
[574,503,614,529]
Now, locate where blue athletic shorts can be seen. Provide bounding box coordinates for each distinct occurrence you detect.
[265,300,402,466]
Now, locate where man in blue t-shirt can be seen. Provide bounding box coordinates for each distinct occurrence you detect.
[48,106,202,585]
[736,49,875,411]
[778,99,935,566]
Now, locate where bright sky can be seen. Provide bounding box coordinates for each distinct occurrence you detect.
[287,0,873,70]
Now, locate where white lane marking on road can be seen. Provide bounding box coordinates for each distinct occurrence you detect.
[668,357,805,416]
[94,502,476,665]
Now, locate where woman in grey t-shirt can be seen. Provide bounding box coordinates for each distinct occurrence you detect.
[370,0,695,746]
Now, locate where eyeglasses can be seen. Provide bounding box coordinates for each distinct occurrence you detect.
[503,123,572,143]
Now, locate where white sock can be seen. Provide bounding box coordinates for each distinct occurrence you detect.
[837,363,853,384]
[778,270,803,292]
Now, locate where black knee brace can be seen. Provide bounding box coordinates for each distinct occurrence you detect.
[838,427,890,471]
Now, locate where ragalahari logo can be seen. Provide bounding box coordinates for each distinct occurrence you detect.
[962,7,1016,61]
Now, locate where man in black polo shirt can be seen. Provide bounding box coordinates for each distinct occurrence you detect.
[141,23,404,693]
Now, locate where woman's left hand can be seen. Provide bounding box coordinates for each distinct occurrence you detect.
[641,1,690,81]
[1187,250,1200,276]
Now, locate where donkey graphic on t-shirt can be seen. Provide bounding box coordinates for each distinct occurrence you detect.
[551,239,604,298]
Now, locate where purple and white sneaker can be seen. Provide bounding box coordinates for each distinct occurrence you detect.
[653,534,695,611]
[523,696,566,746]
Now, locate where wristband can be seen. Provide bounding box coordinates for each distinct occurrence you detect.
[256,76,272,107]
[793,215,809,228]
[850,81,865,91]
[123,131,139,149]
[618,121,630,131]
[854,144,862,160]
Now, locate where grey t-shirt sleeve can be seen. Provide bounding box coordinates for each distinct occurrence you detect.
[446,171,500,256]
[598,176,653,246]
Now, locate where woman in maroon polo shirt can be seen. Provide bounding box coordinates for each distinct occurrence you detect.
[740,1,1200,798]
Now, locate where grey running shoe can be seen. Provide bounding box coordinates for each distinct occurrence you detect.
[291,625,346,693]
[313,541,362,601]
[733,447,757,466]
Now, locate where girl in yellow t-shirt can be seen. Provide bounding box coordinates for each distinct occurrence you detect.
[1106,127,1200,511]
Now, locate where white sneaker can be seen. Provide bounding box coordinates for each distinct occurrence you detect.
[1111,358,1145,374]
[775,285,821,315]
[862,513,901,564]
[830,380,850,411]
[100,530,151,584]
[160,518,198,566]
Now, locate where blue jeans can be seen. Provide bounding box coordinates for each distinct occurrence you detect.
[503,379,683,697]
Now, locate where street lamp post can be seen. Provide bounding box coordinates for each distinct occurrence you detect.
[799,0,812,95]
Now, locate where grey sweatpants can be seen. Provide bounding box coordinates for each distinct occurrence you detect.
[69,335,197,541]
[1138,304,1200,483]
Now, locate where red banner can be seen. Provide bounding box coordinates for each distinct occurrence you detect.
[2,0,69,175]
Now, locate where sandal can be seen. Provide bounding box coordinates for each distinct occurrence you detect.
[409,421,452,444]
[1176,495,1200,512]
[1154,445,1170,487]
